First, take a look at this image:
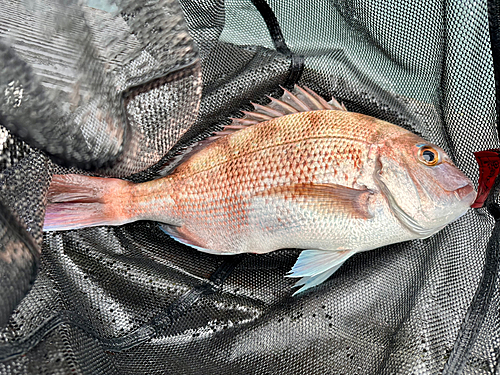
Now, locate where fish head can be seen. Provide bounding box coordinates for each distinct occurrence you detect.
[374,132,476,238]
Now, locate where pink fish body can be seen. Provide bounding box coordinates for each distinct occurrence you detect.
[44,87,476,293]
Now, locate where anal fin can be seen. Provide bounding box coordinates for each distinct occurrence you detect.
[287,249,356,295]
[159,224,211,253]
[158,223,237,255]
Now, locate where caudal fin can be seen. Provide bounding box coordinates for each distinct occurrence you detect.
[43,174,133,232]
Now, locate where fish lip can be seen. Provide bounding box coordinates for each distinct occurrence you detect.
[453,184,476,202]
[439,179,469,191]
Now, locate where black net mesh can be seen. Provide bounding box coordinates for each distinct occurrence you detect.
[0,0,499,373]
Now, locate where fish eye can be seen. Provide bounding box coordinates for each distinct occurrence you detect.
[417,146,440,166]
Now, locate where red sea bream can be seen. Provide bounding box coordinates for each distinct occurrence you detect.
[43,86,476,294]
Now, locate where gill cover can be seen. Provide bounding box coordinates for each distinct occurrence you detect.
[374,157,445,238]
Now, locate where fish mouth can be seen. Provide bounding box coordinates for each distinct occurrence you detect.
[452,184,476,203]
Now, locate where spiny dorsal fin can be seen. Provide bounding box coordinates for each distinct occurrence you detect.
[215,85,347,139]
[158,86,346,176]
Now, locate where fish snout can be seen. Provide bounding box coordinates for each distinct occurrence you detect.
[453,183,476,204]
[432,162,476,204]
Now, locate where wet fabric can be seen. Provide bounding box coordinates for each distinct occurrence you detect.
[0,0,499,373]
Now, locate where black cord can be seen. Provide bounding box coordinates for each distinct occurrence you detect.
[250,0,304,88]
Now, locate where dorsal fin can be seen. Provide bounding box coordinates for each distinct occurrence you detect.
[158,86,346,176]
[215,85,347,139]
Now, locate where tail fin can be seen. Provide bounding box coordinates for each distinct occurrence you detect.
[43,174,133,232]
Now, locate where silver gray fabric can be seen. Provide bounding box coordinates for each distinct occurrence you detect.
[0,0,498,373]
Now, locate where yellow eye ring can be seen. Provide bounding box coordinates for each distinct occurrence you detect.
[418,146,439,166]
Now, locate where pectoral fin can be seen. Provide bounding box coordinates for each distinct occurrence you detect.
[287,249,356,295]
[259,183,373,220]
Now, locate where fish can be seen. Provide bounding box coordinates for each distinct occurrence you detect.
[43,85,477,295]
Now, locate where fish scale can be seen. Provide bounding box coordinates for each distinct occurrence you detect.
[43,86,476,294]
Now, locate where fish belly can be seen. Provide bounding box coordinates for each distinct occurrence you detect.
[245,193,417,253]
[170,185,414,254]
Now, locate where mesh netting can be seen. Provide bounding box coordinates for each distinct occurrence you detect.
[0,0,499,373]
